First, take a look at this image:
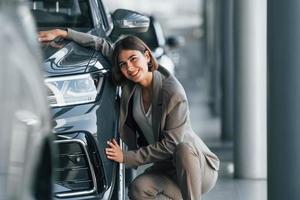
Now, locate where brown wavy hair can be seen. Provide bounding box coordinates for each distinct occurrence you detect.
[111,35,158,86]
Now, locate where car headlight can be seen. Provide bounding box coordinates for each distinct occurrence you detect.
[45,73,103,107]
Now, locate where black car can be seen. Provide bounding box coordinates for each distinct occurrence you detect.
[29,0,149,199]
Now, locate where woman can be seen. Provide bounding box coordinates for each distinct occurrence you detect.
[39,29,220,200]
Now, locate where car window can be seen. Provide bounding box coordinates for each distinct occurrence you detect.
[94,0,111,31]
[29,0,93,29]
[135,18,159,50]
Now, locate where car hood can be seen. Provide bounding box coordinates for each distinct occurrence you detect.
[41,40,110,77]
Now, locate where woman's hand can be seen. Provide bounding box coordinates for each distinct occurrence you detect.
[105,139,124,163]
[38,29,67,42]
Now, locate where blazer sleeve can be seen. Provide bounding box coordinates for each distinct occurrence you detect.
[66,28,113,59]
[123,97,188,168]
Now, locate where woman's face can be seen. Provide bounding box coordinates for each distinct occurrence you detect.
[118,49,151,84]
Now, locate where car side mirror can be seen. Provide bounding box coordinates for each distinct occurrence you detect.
[112,9,150,35]
[166,35,186,48]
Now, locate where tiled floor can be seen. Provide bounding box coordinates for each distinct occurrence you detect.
[201,158,267,200]
[205,176,267,200]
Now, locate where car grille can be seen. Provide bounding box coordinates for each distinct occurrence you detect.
[54,139,97,198]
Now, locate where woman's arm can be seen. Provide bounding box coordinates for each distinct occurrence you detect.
[66,29,113,58]
[123,99,189,168]
[105,139,124,163]
[38,29,67,42]
[38,28,113,58]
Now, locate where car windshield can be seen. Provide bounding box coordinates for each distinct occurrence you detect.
[29,0,93,29]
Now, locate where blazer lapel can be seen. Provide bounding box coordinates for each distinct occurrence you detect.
[152,71,163,142]
[119,82,136,147]
[119,71,164,145]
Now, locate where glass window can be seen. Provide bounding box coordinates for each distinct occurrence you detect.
[135,18,159,50]
[94,0,112,31]
[29,0,93,29]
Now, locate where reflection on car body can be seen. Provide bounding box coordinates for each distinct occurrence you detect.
[29,0,149,199]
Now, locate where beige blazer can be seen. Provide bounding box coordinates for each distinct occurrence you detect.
[66,29,220,171]
[119,67,220,171]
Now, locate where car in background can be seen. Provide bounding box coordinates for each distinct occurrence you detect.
[29,0,149,199]
[0,0,53,199]
[135,16,185,75]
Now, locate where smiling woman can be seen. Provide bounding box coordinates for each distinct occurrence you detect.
[118,50,150,83]
[105,35,220,200]
[119,49,153,113]
[111,36,158,86]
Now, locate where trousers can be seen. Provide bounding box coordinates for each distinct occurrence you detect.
[128,143,218,200]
